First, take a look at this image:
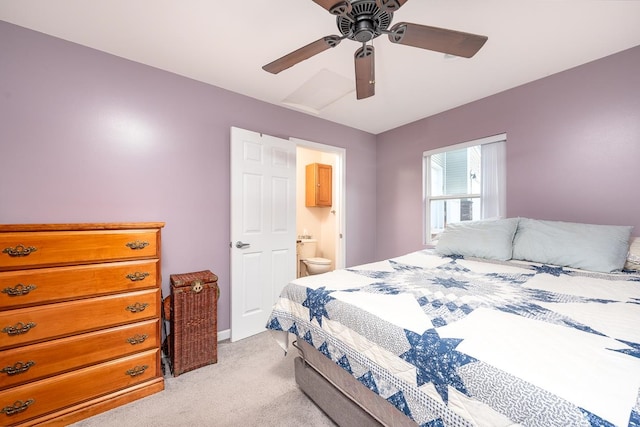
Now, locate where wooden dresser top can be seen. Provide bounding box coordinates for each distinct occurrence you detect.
[0,222,165,232]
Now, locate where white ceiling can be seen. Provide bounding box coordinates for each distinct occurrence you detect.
[2,0,640,134]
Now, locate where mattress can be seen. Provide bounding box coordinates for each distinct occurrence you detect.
[267,249,640,426]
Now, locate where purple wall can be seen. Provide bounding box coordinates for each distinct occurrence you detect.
[376,45,640,260]
[0,21,377,332]
[2,19,639,331]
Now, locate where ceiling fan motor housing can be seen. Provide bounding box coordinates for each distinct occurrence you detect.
[337,0,393,43]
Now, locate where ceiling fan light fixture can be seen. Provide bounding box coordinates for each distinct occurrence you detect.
[337,0,393,42]
[353,19,376,42]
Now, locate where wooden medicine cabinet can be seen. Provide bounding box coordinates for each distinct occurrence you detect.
[305,163,332,207]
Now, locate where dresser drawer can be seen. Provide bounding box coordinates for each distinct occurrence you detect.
[0,229,160,271]
[0,260,159,310]
[0,319,159,390]
[0,349,159,425]
[0,289,159,350]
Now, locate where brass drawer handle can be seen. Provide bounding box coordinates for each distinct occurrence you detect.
[1,361,35,376]
[2,322,37,336]
[126,334,148,345]
[2,245,37,257]
[126,302,149,313]
[126,240,149,250]
[2,284,37,297]
[1,399,35,416]
[126,272,150,282]
[125,365,148,377]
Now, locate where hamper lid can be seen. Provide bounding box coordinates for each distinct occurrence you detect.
[170,270,218,287]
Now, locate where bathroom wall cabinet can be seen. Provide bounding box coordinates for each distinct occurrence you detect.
[305,163,332,207]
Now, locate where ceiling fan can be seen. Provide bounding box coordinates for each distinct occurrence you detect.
[262,0,488,100]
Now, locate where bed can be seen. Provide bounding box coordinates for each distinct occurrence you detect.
[267,218,640,426]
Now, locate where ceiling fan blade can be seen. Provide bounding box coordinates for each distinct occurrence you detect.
[375,0,408,12]
[354,45,375,100]
[312,0,352,15]
[263,36,342,74]
[388,22,488,58]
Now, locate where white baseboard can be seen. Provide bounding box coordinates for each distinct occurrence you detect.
[218,329,231,341]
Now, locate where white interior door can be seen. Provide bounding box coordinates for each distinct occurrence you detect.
[230,127,296,342]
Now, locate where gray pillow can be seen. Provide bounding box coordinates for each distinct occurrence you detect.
[512,218,633,272]
[435,218,519,261]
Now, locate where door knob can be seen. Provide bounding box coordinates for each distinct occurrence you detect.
[235,241,251,249]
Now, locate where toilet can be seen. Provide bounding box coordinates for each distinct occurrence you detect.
[297,239,332,276]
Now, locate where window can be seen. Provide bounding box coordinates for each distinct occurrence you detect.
[423,134,506,244]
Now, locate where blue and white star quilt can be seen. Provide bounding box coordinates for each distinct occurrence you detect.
[267,250,640,427]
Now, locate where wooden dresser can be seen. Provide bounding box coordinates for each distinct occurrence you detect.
[0,222,165,426]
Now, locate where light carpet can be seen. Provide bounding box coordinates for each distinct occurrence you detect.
[72,331,336,427]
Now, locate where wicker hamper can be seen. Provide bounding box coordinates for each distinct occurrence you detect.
[167,270,219,376]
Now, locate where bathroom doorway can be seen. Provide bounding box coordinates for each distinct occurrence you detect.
[291,138,345,277]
